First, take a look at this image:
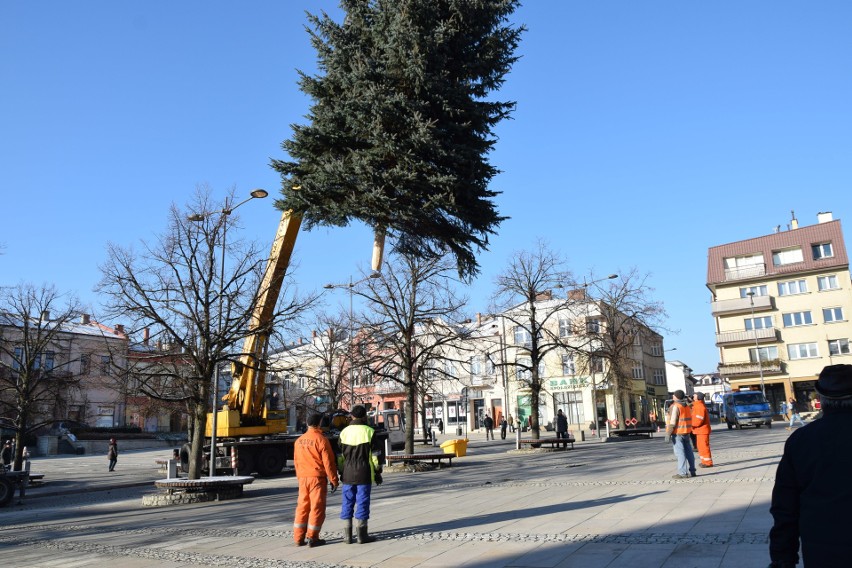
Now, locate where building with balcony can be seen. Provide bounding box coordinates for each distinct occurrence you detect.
[707,211,852,413]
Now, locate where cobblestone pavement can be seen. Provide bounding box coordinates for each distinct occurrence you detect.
[0,424,794,567]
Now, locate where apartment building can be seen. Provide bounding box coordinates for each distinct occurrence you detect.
[0,312,128,429]
[707,212,852,413]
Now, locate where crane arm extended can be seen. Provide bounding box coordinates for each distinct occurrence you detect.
[224,210,302,417]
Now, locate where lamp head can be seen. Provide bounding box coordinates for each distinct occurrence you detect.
[250,189,268,199]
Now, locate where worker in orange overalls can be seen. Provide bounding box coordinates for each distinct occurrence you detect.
[293,413,339,547]
[665,389,696,479]
[691,392,714,468]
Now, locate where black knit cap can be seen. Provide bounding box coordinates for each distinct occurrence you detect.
[351,405,367,419]
[815,364,852,399]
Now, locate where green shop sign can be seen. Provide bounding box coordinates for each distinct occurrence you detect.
[547,377,590,392]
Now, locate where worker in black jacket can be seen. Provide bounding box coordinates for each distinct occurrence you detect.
[769,364,852,567]
[337,405,382,544]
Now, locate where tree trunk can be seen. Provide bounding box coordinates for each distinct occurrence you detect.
[187,405,207,479]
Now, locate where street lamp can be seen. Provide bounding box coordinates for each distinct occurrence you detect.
[324,271,381,408]
[746,291,767,396]
[189,188,268,477]
[579,273,617,438]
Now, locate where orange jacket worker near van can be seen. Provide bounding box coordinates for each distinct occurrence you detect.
[293,413,339,547]
[691,392,713,467]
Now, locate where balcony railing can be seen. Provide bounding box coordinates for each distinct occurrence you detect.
[718,359,783,377]
[724,264,766,282]
[715,327,778,346]
[711,294,774,317]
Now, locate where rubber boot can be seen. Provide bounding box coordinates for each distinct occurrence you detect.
[344,519,354,544]
[355,519,376,544]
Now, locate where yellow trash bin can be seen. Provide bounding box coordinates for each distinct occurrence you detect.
[440,438,468,457]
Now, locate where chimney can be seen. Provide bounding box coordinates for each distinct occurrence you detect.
[534,290,552,301]
[143,328,150,345]
[568,288,587,301]
[156,340,163,351]
[312,330,318,339]
[817,211,834,224]
[80,313,90,325]
[476,313,482,326]
[40,310,50,321]
[115,324,125,334]
[790,210,798,230]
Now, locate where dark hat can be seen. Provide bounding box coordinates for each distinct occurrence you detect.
[694,392,705,400]
[816,364,852,399]
[351,405,367,419]
[673,390,686,400]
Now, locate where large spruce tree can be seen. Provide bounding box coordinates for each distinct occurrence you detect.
[272,0,523,280]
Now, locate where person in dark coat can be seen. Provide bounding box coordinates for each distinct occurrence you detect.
[769,364,852,567]
[500,417,508,439]
[107,438,118,472]
[1,440,11,470]
[555,409,569,439]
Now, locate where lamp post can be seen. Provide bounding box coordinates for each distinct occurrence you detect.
[324,271,381,408]
[189,188,268,477]
[490,320,509,429]
[577,274,617,439]
[747,291,767,396]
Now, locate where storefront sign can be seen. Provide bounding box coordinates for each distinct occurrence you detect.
[547,377,590,392]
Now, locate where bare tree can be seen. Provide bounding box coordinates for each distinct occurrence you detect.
[490,241,576,438]
[0,284,84,470]
[98,186,309,478]
[582,268,668,425]
[356,252,470,453]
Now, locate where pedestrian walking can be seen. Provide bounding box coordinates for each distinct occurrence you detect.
[483,414,494,440]
[437,418,444,435]
[769,364,852,567]
[508,414,514,433]
[691,392,713,468]
[338,405,382,544]
[1,440,11,470]
[107,438,118,472]
[555,409,569,439]
[293,413,339,547]
[786,397,805,429]
[499,417,507,439]
[664,390,696,479]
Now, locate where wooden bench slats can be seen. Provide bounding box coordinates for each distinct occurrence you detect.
[518,437,575,450]
[386,453,454,466]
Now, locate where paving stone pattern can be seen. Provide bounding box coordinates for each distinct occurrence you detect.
[0,424,793,567]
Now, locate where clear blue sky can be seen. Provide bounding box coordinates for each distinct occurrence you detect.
[2,2,851,374]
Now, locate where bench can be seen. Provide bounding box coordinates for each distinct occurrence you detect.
[519,436,575,450]
[609,427,655,438]
[385,452,454,467]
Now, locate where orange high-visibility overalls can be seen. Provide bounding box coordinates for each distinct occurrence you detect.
[691,399,713,466]
[293,427,339,543]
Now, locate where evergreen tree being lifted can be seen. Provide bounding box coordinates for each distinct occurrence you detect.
[272,0,523,280]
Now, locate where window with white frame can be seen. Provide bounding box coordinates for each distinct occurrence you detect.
[561,353,575,375]
[590,356,603,373]
[558,318,573,337]
[740,285,768,298]
[444,360,458,377]
[745,316,773,331]
[653,369,665,385]
[632,365,644,379]
[824,307,844,323]
[554,391,585,425]
[513,326,532,346]
[772,247,804,267]
[812,242,834,260]
[44,351,55,371]
[787,343,819,360]
[486,357,495,376]
[818,275,839,291]
[750,345,778,363]
[829,339,850,356]
[100,355,111,374]
[470,356,483,377]
[778,279,808,296]
[12,347,22,371]
[515,357,531,381]
[782,311,813,327]
[650,344,662,357]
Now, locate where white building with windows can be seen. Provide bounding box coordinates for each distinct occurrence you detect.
[707,211,852,413]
